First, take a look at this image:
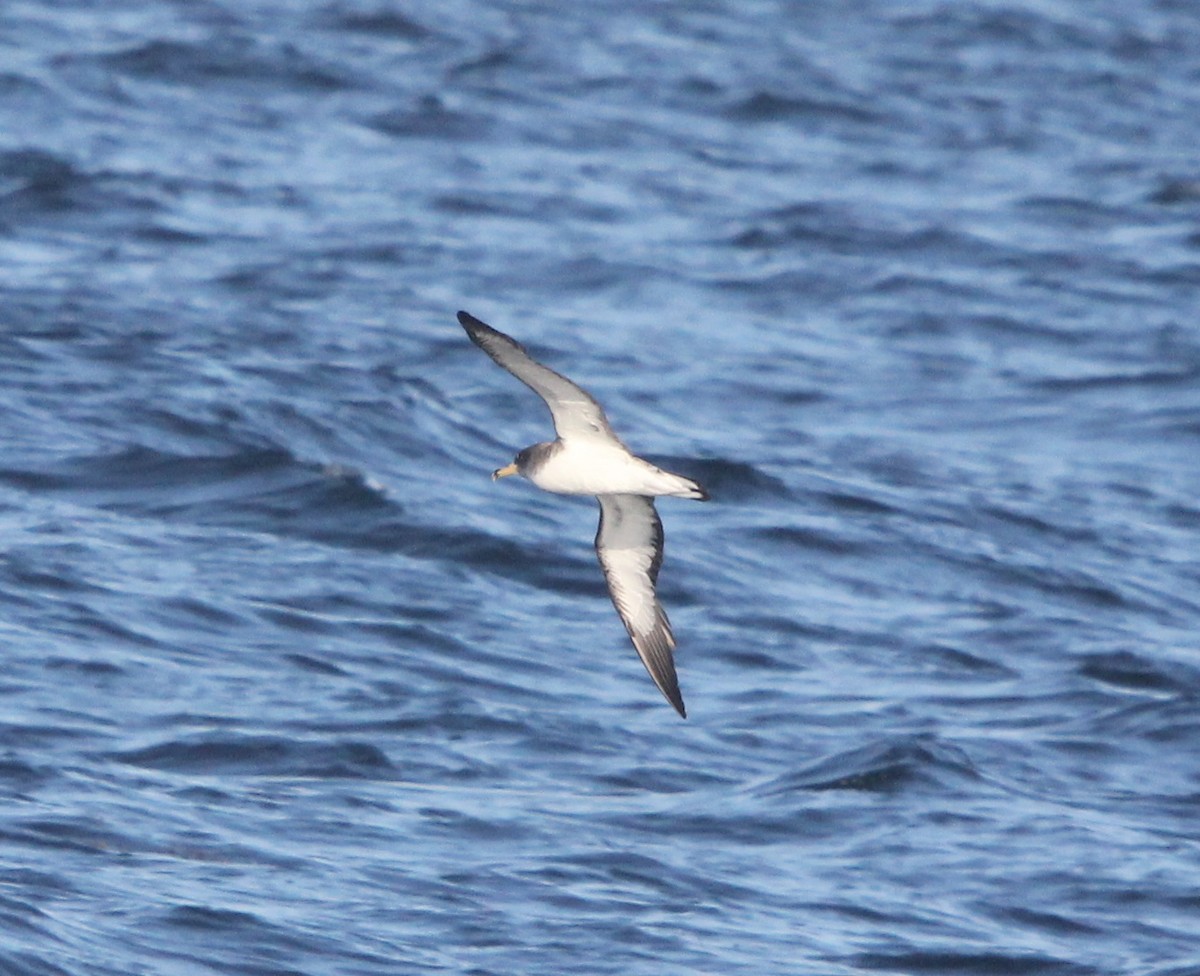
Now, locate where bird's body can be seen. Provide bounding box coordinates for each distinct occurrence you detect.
[515,439,705,499]
[457,310,707,717]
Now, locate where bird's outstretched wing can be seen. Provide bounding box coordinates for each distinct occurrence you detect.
[458,310,618,442]
[595,493,685,717]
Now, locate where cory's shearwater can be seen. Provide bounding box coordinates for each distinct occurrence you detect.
[458,310,708,717]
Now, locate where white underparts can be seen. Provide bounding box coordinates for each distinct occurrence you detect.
[526,439,702,499]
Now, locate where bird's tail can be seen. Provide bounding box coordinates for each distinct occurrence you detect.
[662,471,710,501]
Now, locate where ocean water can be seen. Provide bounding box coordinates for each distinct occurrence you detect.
[3,1,1200,973]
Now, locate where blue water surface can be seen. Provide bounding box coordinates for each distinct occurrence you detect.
[2,1,1200,973]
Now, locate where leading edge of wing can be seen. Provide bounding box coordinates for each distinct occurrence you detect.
[457,310,616,440]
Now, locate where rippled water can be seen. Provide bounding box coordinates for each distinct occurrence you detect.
[3,1,1200,973]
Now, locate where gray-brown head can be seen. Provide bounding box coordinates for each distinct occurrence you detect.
[492,442,557,481]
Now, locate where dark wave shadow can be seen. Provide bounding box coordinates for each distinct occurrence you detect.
[752,735,980,796]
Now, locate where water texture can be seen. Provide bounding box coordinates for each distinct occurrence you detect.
[2,1,1199,973]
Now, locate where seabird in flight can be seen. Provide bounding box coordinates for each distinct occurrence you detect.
[457,310,708,717]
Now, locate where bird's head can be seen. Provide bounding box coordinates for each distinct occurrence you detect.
[492,444,550,482]
[492,445,533,481]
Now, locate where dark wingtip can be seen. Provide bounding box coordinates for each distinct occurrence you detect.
[458,310,495,350]
[662,679,687,718]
